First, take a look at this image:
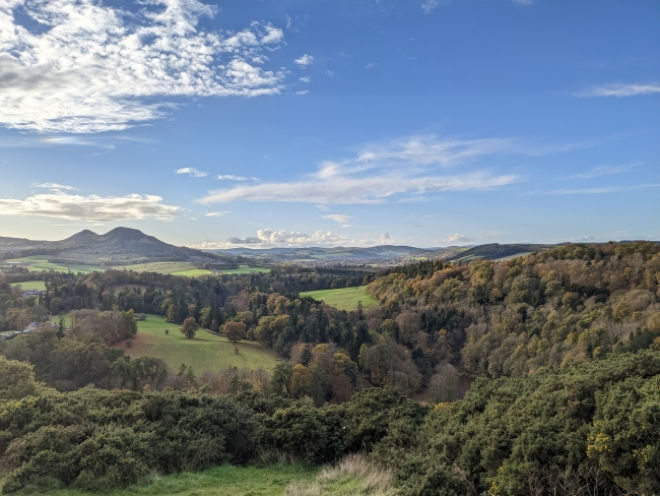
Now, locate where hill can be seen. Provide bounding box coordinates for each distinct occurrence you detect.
[0,227,227,267]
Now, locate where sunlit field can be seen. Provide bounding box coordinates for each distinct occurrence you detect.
[299,286,379,311]
[111,314,279,373]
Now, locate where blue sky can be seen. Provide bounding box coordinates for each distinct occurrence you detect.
[0,0,658,248]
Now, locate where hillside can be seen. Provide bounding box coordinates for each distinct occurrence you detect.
[0,228,225,266]
[206,243,538,267]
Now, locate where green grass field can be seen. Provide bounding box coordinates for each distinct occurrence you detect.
[10,280,47,291]
[113,314,279,373]
[217,264,272,275]
[299,286,379,311]
[5,256,104,274]
[6,455,393,495]
[118,261,213,276]
[3,464,318,496]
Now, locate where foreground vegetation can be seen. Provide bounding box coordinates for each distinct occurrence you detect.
[0,352,658,495]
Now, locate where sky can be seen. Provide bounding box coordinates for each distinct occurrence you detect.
[0,0,658,249]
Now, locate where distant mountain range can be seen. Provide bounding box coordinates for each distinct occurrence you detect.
[5,228,630,269]
[206,242,555,267]
[0,227,222,265]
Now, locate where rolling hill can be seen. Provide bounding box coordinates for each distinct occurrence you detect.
[0,227,226,266]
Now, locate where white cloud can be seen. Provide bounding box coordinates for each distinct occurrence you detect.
[296,90,309,95]
[0,192,179,221]
[197,134,532,205]
[442,233,473,243]
[294,54,314,66]
[511,0,533,5]
[299,76,311,83]
[571,162,642,179]
[575,84,660,98]
[32,183,78,191]
[217,175,256,181]
[176,167,207,178]
[199,173,516,205]
[325,70,334,77]
[205,211,229,217]
[322,214,351,224]
[421,0,439,14]
[0,0,287,133]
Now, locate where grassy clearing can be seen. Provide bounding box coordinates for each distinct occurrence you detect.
[217,264,272,275]
[112,314,279,373]
[117,261,212,276]
[11,464,318,496]
[299,286,378,311]
[10,280,47,291]
[5,455,393,496]
[5,256,104,274]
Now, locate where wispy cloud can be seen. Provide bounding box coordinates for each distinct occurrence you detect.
[299,76,311,83]
[322,214,352,224]
[195,134,588,205]
[176,167,208,178]
[575,84,660,98]
[0,0,287,133]
[545,184,660,195]
[511,0,533,5]
[205,211,229,217]
[32,183,78,191]
[0,192,179,221]
[216,175,257,181]
[571,162,643,179]
[421,0,440,14]
[196,134,590,205]
[294,54,314,66]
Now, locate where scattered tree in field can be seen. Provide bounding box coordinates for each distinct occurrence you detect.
[125,339,133,348]
[180,317,198,339]
[223,321,247,343]
[165,329,169,335]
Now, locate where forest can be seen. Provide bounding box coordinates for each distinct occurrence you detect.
[0,241,658,494]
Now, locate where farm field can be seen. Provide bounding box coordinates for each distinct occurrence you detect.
[10,280,47,291]
[217,264,271,275]
[113,314,279,373]
[5,256,104,274]
[299,286,379,311]
[118,261,212,276]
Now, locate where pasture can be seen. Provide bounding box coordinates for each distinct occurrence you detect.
[10,280,47,291]
[217,264,272,275]
[5,256,104,274]
[113,314,279,373]
[118,261,213,276]
[299,286,379,311]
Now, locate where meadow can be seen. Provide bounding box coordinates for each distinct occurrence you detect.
[10,280,47,291]
[118,261,213,276]
[299,286,379,311]
[217,264,272,275]
[113,314,279,373]
[5,256,104,274]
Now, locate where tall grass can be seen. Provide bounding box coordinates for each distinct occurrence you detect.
[285,454,395,496]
